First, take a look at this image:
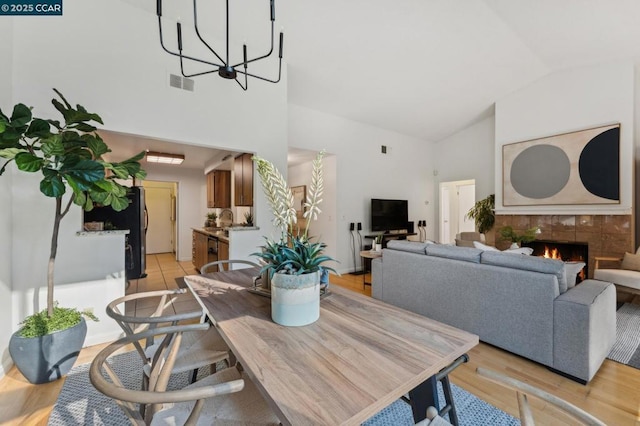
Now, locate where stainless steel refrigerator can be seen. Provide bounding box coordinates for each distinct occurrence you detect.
[84,186,147,280]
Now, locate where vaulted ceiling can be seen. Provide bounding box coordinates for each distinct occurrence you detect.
[125,0,640,143]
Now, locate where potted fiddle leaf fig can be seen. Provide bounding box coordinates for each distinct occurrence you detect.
[0,89,146,384]
[252,151,336,326]
[466,194,495,234]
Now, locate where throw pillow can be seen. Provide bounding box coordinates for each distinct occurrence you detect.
[472,241,498,251]
[506,247,534,255]
[621,252,640,272]
[473,241,533,255]
[564,262,585,289]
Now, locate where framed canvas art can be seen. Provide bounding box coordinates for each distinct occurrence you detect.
[502,124,620,206]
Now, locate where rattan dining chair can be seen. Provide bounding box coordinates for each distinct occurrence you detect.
[106,289,230,385]
[200,259,260,273]
[416,367,607,425]
[90,323,280,425]
[476,367,607,426]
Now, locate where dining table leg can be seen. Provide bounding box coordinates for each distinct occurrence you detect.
[408,375,439,423]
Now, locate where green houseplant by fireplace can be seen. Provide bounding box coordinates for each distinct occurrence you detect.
[251,151,336,326]
[0,89,146,383]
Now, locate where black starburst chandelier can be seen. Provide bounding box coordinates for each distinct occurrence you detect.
[156,0,284,91]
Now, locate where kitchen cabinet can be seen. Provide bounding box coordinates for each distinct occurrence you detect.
[192,230,209,271]
[218,239,230,271]
[207,170,231,208]
[234,153,253,206]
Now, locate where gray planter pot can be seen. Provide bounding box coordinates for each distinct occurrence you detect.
[271,271,320,326]
[8,317,87,384]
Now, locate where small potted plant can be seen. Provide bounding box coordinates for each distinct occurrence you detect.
[373,235,383,252]
[0,89,146,383]
[244,211,254,226]
[251,151,336,326]
[206,212,218,227]
[499,225,539,248]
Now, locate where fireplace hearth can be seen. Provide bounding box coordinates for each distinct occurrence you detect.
[523,240,589,283]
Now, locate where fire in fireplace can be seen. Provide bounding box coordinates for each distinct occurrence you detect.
[523,240,589,283]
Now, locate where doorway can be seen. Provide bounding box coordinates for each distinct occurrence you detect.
[439,179,475,244]
[143,180,178,256]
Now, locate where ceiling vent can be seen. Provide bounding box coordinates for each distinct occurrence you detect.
[169,74,195,92]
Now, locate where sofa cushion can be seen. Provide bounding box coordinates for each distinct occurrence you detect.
[621,252,640,272]
[594,268,640,290]
[481,251,567,293]
[386,240,432,254]
[425,244,482,263]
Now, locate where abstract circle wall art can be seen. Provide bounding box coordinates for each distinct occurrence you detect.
[503,124,620,206]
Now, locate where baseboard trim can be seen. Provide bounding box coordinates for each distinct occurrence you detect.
[0,356,13,380]
[83,330,123,348]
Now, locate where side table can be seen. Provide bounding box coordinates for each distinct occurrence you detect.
[360,250,382,289]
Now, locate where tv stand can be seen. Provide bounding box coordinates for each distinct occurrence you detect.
[365,232,416,248]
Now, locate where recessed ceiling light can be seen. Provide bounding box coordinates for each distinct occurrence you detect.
[146,151,185,165]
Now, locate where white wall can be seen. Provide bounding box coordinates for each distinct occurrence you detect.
[288,155,338,265]
[0,17,14,379]
[288,104,435,274]
[495,61,635,215]
[2,0,287,366]
[433,116,495,237]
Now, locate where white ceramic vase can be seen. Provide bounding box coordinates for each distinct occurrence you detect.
[271,271,320,326]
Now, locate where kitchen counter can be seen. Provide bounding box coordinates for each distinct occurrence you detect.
[194,227,230,243]
[76,229,130,237]
[194,225,259,243]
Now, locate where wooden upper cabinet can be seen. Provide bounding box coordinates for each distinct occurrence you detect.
[206,170,231,208]
[234,153,254,206]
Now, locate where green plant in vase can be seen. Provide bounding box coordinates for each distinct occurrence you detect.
[251,151,336,326]
[206,211,218,227]
[244,211,254,226]
[466,194,495,234]
[499,225,540,247]
[0,89,146,383]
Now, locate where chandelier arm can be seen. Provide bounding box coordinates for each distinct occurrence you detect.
[158,17,225,69]
[179,66,222,78]
[236,58,282,84]
[235,77,248,91]
[179,50,221,78]
[193,0,226,65]
[230,22,275,68]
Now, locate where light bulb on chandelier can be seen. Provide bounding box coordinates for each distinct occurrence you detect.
[156,0,284,91]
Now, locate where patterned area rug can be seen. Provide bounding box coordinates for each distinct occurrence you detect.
[49,351,519,425]
[607,302,640,369]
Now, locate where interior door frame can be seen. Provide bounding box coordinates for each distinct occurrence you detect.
[439,179,476,244]
[142,180,179,259]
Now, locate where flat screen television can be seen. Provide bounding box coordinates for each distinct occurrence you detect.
[371,199,408,232]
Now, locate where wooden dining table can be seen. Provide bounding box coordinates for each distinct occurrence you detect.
[184,268,478,425]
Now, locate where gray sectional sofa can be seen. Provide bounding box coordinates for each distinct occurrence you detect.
[371,240,616,383]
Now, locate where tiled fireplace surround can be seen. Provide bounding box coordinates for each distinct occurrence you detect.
[492,214,634,279]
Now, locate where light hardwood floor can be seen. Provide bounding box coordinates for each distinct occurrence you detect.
[0,254,638,425]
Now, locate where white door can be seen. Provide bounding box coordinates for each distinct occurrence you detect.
[440,186,451,244]
[145,186,174,254]
[457,183,476,233]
